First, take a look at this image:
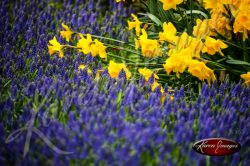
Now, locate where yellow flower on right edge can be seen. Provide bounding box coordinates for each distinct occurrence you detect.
[202,36,227,56]
[234,10,250,41]
[240,72,250,84]
[159,0,183,10]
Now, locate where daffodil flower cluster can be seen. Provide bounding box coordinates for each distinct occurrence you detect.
[47,23,169,95]
[48,23,107,60]
[49,1,250,89]
[127,13,227,85]
[118,0,250,85]
[202,0,250,41]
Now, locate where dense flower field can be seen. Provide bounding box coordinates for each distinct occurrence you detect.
[0,0,250,165]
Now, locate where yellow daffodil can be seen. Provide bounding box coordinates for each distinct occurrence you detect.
[193,19,209,39]
[240,72,250,84]
[189,38,204,58]
[94,39,107,60]
[234,10,250,41]
[188,60,216,85]
[138,68,159,82]
[203,0,222,10]
[48,36,64,58]
[159,22,177,43]
[78,64,86,70]
[177,33,204,57]
[151,81,164,93]
[159,0,183,10]
[163,48,193,78]
[138,29,162,57]
[202,36,227,56]
[77,34,107,59]
[209,6,232,39]
[174,32,194,50]
[108,60,131,79]
[60,23,73,42]
[128,14,142,36]
[78,64,92,74]
[170,32,204,57]
[77,34,92,54]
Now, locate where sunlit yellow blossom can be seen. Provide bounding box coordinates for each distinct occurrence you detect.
[188,60,216,85]
[232,0,250,40]
[48,37,64,58]
[209,7,232,39]
[94,39,107,60]
[77,34,92,54]
[95,69,104,81]
[108,60,131,79]
[60,23,73,42]
[234,10,250,41]
[240,72,250,84]
[189,38,204,57]
[138,29,162,57]
[202,36,227,56]
[203,0,223,10]
[163,48,193,78]
[128,14,142,36]
[238,0,250,11]
[159,22,177,43]
[78,64,92,74]
[78,64,86,70]
[173,32,204,57]
[229,0,242,17]
[151,81,164,93]
[193,19,209,39]
[174,32,192,50]
[159,0,183,10]
[116,0,125,2]
[89,42,99,57]
[77,34,107,59]
[138,68,159,82]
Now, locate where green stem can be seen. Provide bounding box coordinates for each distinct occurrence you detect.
[62,45,79,49]
[107,53,135,63]
[126,63,164,66]
[222,40,250,53]
[242,41,249,62]
[104,43,142,56]
[74,32,136,48]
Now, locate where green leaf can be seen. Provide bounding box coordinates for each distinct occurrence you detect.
[146,13,162,26]
[185,10,209,19]
[226,60,250,66]
[147,0,157,15]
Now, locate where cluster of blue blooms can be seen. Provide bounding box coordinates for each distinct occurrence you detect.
[0,0,250,165]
